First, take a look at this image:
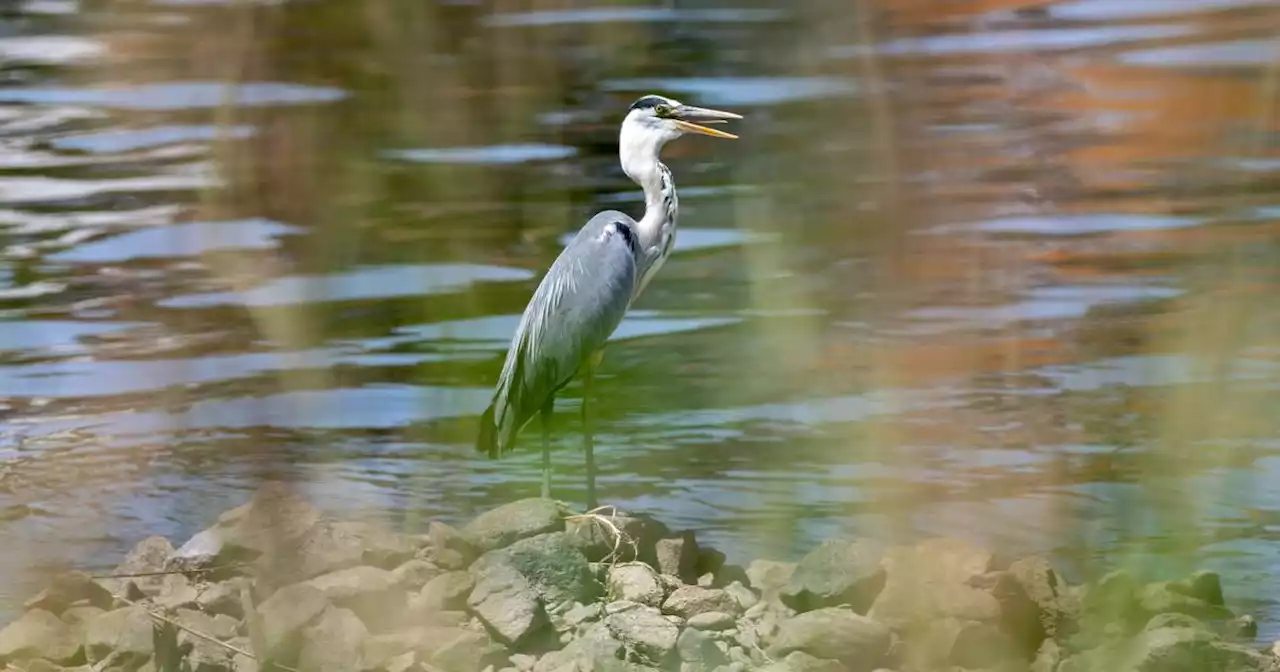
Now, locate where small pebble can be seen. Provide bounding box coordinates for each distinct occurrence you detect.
[687,611,735,631]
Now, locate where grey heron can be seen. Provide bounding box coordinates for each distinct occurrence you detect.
[475,94,742,508]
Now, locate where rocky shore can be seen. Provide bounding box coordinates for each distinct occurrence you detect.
[0,482,1275,672]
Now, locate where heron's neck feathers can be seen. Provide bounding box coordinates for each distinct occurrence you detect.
[619,123,678,295]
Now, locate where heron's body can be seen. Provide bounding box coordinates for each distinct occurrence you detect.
[475,94,741,507]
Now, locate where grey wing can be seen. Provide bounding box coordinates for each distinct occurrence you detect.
[479,210,640,456]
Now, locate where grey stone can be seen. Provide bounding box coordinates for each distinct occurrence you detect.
[534,624,624,672]
[768,607,892,672]
[61,605,105,625]
[968,569,1046,655]
[1139,581,1234,622]
[745,561,796,600]
[304,565,402,630]
[663,586,739,619]
[467,561,549,647]
[153,573,200,611]
[255,583,330,662]
[179,482,323,573]
[723,582,758,612]
[654,533,699,582]
[0,608,81,665]
[429,521,479,567]
[427,629,508,672]
[419,571,476,612]
[1031,638,1061,672]
[510,653,537,671]
[608,563,666,607]
[1061,626,1279,672]
[84,606,153,666]
[604,605,680,667]
[564,511,669,564]
[195,577,250,619]
[781,540,885,614]
[562,602,603,629]
[687,612,735,631]
[472,533,599,607]
[392,559,444,591]
[882,538,994,586]
[867,579,1000,631]
[462,499,567,554]
[105,536,175,600]
[759,651,846,672]
[297,607,368,672]
[917,617,1018,669]
[1008,555,1076,640]
[174,608,236,644]
[677,627,729,665]
[23,571,114,615]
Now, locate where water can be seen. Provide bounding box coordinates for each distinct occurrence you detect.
[3,0,1280,636]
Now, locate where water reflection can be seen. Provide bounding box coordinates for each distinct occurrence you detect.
[1,0,1279,639]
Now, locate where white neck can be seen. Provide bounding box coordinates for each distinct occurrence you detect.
[619,118,679,298]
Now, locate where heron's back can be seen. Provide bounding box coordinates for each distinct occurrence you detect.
[477,211,640,457]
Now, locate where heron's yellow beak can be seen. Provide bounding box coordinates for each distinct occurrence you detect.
[672,105,743,139]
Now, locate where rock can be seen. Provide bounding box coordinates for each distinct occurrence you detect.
[1062,626,1278,672]
[724,582,758,612]
[472,533,599,608]
[104,536,175,600]
[1146,613,1205,631]
[153,573,200,611]
[654,533,699,582]
[363,627,468,668]
[354,524,419,570]
[418,571,477,613]
[392,559,444,591]
[677,627,729,665]
[534,624,624,672]
[663,587,739,619]
[969,570,1045,654]
[746,560,797,600]
[180,482,323,571]
[428,521,480,567]
[265,519,400,585]
[1179,570,1225,607]
[781,540,885,613]
[84,606,153,666]
[686,612,735,631]
[0,608,81,665]
[1008,555,1075,639]
[174,608,236,644]
[462,499,567,554]
[883,538,994,586]
[1031,639,1061,672]
[867,579,1000,631]
[1139,581,1234,622]
[916,618,1018,670]
[759,651,846,672]
[428,629,508,672]
[562,602,603,629]
[23,571,114,615]
[510,653,537,671]
[768,607,892,672]
[1079,569,1142,627]
[255,583,330,663]
[608,563,666,607]
[61,605,105,625]
[565,511,669,564]
[604,605,680,667]
[297,607,368,672]
[195,577,250,619]
[1227,614,1258,641]
[695,548,727,580]
[304,565,402,630]
[170,529,227,574]
[467,561,549,647]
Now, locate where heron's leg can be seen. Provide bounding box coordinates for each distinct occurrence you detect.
[540,400,554,499]
[583,350,604,510]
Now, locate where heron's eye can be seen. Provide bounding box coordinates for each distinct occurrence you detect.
[654,104,672,117]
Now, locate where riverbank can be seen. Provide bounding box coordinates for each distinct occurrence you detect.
[0,481,1274,672]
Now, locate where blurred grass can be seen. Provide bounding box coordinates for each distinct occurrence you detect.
[25,0,1280,656]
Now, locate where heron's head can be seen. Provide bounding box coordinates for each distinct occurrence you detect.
[619,94,741,179]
